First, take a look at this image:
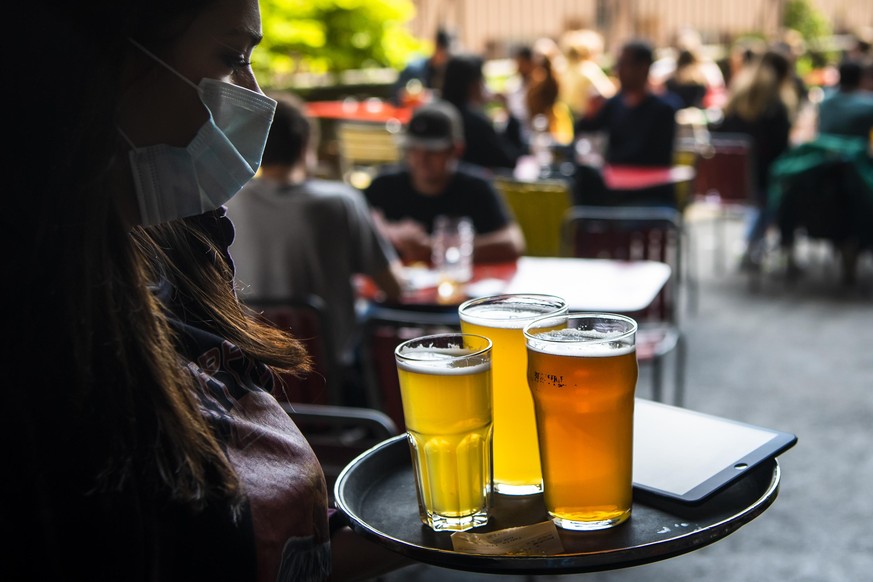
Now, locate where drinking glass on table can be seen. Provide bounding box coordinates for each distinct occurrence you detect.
[395,333,493,531]
[524,313,638,530]
[575,131,608,169]
[458,294,568,495]
[431,215,474,303]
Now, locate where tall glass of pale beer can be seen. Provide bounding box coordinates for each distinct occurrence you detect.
[458,294,568,495]
[395,333,493,531]
[524,313,638,530]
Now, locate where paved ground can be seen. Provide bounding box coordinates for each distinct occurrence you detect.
[372,213,873,582]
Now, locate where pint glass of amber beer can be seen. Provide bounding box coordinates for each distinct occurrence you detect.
[524,313,637,530]
[395,333,493,531]
[458,294,568,495]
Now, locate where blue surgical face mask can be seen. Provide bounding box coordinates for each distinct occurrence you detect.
[119,39,277,226]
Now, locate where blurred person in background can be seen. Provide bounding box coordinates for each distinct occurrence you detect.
[226,93,405,400]
[364,100,525,263]
[816,58,873,139]
[573,39,680,207]
[716,49,794,270]
[861,58,873,92]
[774,29,809,113]
[725,37,768,87]
[503,44,537,130]
[650,27,726,107]
[442,53,527,172]
[559,28,616,119]
[525,41,569,142]
[664,48,710,109]
[502,41,573,153]
[392,27,455,106]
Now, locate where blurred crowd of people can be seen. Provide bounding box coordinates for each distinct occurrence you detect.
[230,24,873,401]
[280,23,872,305]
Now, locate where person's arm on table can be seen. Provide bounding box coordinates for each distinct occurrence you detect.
[370,209,432,263]
[370,258,406,302]
[474,223,526,262]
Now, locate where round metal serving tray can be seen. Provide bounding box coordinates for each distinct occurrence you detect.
[334,435,781,575]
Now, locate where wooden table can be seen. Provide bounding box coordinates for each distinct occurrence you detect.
[373,256,671,317]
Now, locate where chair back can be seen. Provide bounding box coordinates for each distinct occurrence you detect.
[672,147,698,211]
[359,307,461,431]
[561,206,688,404]
[693,132,755,207]
[280,402,398,501]
[494,177,573,257]
[336,121,402,188]
[243,295,344,405]
[561,205,683,323]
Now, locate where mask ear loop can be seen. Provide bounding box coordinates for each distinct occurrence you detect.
[128,38,201,93]
[116,126,136,149]
[120,38,206,149]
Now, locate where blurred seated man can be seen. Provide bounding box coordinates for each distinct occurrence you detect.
[364,100,526,263]
[442,53,527,173]
[649,27,726,105]
[573,39,680,207]
[817,58,873,139]
[502,45,537,143]
[391,27,454,106]
[226,92,404,379]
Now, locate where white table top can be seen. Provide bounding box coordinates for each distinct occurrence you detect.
[466,256,671,314]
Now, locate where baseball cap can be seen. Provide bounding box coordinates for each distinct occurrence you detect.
[401,100,464,151]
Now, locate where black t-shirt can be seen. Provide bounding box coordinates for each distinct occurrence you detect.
[364,165,513,234]
[575,92,678,167]
[458,106,525,171]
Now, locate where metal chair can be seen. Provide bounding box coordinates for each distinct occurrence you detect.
[494,176,573,257]
[281,402,398,501]
[689,132,756,273]
[242,295,345,406]
[358,306,461,431]
[336,120,402,189]
[561,205,687,405]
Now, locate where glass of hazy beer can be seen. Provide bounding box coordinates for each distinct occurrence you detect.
[394,333,493,531]
[523,313,638,530]
[458,294,568,495]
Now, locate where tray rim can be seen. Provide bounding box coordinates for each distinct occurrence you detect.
[333,434,781,574]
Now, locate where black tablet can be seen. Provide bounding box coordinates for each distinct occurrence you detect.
[633,398,798,505]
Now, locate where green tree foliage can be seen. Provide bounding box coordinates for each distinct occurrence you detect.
[254,0,426,88]
[783,0,831,41]
[783,0,836,79]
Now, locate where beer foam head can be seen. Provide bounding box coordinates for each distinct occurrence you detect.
[396,346,491,374]
[527,332,635,357]
[459,295,567,329]
[524,314,637,357]
[395,334,492,374]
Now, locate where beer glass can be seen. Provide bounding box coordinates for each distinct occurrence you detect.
[524,313,638,530]
[395,333,493,531]
[458,294,568,495]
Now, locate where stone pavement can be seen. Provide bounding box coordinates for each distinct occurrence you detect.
[373,213,873,582]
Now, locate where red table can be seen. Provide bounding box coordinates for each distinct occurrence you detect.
[602,164,696,191]
[512,157,695,192]
[305,100,415,124]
